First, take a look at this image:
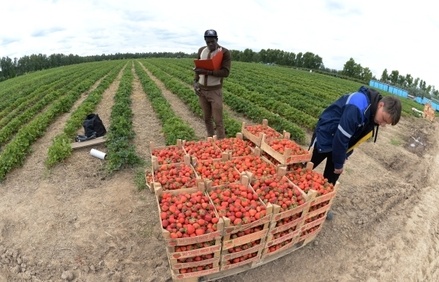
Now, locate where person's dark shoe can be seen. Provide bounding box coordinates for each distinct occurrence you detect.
[326,210,334,220]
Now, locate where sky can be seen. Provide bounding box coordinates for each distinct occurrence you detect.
[1,0,438,89]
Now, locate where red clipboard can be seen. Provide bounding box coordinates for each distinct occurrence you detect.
[194,50,223,71]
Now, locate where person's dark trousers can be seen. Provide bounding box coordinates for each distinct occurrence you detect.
[198,88,226,139]
[310,149,340,185]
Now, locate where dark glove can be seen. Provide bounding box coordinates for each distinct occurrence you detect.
[194,68,212,75]
[193,81,201,95]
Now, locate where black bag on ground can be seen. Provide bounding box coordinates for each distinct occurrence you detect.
[83,113,107,138]
[76,114,106,142]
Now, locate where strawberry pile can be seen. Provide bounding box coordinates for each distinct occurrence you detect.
[208,182,267,226]
[231,155,276,179]
[245,124,282,139]
[252,175,306,212]
[184,140,223,161]
[194,159,241,187]
[152,146,186,164]
[214,137,252,157]
[286,164,334,195]
[266,138,309,162]
[151,163,198,190]
[159,191,220,238]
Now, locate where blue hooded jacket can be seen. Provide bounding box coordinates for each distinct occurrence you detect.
[313,86,382,169]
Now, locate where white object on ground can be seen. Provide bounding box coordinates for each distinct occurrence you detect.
[90,148,107,160]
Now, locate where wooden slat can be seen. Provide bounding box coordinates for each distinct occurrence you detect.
[71,136,106,149]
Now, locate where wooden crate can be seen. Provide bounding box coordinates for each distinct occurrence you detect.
[301,215,326,235]
[257,176,310,259]
[230,147,278,181]
[155,183,224,247]
[166,166,338,282]
[241,119,283,147]
[170,263,220,281]
[296,218,325,248]
[156,183,225,282]
[423,103,435,122]
[146,155,201,192]
[260,134,312,165]
[220,246,264,271]
[193,156,242,188]
[222,218,270,249]
[264,203,307,241]
[306,189,337,218]
[284,162,338,211]
[198,263,255,282]
[169,250,221,271]
[150,139,187,165]
[166,238,222,261]
[205,176,273,270]
[183,138,224,162]
[220,211,268,269]
[213,133,253,158]
[294,227,322,249]
[303,180,339,219]
[260,235,301,262]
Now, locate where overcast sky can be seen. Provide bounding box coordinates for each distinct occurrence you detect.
[1,0,438,89]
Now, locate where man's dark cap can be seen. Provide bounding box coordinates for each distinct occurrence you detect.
[204,29,218,38]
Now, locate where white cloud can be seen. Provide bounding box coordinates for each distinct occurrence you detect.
[1,0,438,89]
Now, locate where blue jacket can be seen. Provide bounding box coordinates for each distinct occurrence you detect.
[313,86,382,169]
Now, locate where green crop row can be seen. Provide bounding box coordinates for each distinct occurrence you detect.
[134,61,197,145]
[105,62,143,173]
[45,61,125,168]
[0,60,123,181]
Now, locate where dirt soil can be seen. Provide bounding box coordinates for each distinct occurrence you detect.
[1,64,438,282]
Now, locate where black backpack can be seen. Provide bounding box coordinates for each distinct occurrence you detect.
[75,114,107,142]
[83,113,106,137]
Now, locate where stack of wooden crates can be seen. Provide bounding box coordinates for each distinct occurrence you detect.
[146,119,339,281]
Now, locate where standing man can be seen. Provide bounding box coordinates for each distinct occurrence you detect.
[193,29,231,139]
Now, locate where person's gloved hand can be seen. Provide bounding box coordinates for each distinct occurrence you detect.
[193,81,201,95]
[194,68,212,75]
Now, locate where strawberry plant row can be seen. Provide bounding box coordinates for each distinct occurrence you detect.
[147,58,307,143]
[225,81,317,131]
[227,73,323,121]
[0,67,83,121]
[0,61,122,176]
[230,61,359,103]
[168,59,345,118]
[46,62,125,167]
[134,61,197,145]
[140,60,242,138]
[0,66,83,113]
[105,64,143,173]
[0,67,100,146]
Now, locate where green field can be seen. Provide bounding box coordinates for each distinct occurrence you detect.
[0,58,422,181]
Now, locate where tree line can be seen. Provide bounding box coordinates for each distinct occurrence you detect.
[341,58,437,97]
[1,49,436,98]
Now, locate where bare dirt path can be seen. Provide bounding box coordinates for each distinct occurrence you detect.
[0,62,438,282]
[142,66,207,140]
[131,63,166,160]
